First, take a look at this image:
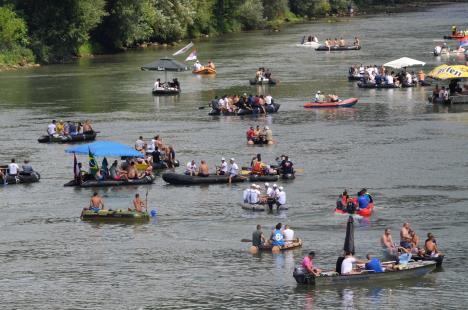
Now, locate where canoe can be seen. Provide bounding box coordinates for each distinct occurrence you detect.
[304,98,358,108]
[209,103,281,116]
[257,238,302,252]
[358,82,399,89]
[315,45,361,51]
[162,172,245,185]
[249,78,278,85]
[293,260,437,285]
[152,87,180,95]
[348,75,363,81]
[38,132,97,143]
[0,171,41,185]
[64,174,155,187]
[192,67,216,75]
[81,209,150,223]
[335,202,375,217]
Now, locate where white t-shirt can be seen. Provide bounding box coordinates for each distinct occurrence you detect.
[154,80,160,88]
[218,98,225,108]
[266,187,274,197]
[434,46,442,54]
[228,163,238,176]
[283,228,294,241]
[278,191,286,205]
[135,139,145,149]
[194,63,202,70]
[341,257,357,274]
[186,162,197,174]
[47,123,56,135]
[8,163,19,175]
[244,188,259,204]
[406,73,412,84]
[220,161,228,173]
[265,95,273,105]
[386,75,394,84]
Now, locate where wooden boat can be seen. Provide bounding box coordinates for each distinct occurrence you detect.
[316,45,361,51]
[358,82,399,89]
[152,87,180,95]
[209,103,280,116]
[249,78,278,85]
[0,171,41,185]
[38,132,97,143]
[257,238,302,252]
[81,209,150,223]
[293,260,437,285]
[304,98,358,108]
[192,67,216,75]
[64,174,155,187]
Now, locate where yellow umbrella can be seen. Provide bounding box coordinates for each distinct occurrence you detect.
[428,64,468,80]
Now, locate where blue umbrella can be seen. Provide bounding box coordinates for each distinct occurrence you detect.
[65,141,144,157]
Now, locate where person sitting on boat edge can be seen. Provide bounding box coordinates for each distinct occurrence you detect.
[336,190,349,211]
[90,192,104,212]
[270,223,285,247]
[133,193,145,212]
[244,184,260,204]
[198,160,209,177]
[283,224,294,245]
[264,126,274,144]
[207,60,215,70]
[216,157,228,175]
[47,120,57,137]
[280,156,294,176]
[185,160,197,176]
[193,60,202,71]
[228,158,239,183]
[135,136,146,152]
[8,158,19,176]
[82,120,93,134]
[276,186,286,209]
[357,188,372,209]
[425,233,442,257]
[400,222,413,249]
[381,228,398,257]
[341,252,365,275]
[365,254,383,273]
[302,251,321,276]
[21,160,34,175]
[252,224,269,248]
[246,126,256,144]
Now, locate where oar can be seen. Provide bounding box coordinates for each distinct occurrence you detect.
[198,106,206,110]
[241,239,252,242]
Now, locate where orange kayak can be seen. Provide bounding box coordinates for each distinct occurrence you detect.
[304,98,358,108]
[192,67,216,75]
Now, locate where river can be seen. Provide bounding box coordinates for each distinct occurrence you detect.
[1,3,468,309]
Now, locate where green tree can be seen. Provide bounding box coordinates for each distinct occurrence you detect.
[236,0,265,30]
[151,0,195,42]
[188,0,216,37]
[262,0,289,20]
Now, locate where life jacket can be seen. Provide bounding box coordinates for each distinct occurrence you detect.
[252,161,263,174]
[272,229,285,246]
[346,199,356,214]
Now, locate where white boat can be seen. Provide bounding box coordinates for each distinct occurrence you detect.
[296,41,321,48]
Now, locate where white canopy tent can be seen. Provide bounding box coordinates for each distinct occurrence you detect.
[383,57,426,69]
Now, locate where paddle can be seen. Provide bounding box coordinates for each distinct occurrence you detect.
[198,106,206,110]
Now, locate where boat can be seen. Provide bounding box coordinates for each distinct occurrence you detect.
[209,103,281,116]
[304,98,358,108]
[256,238,302,252]
[293,260,437,285]
[38,132,97,143]
[64,174,155,187]
[152,87,180,95]
[443,34,468,40]
[335,202,375,217]
[249,78,278,85]
[357,82,399,89]
[296,41,321,48]
[315,45,361,51]
[281,173,295,180]
[192,67,216,75]
[408,255,444,267]
[135,160,180,171]
[248,174,279,182]
[241,204,266,212]
[0,171,41,185]
[348,75,363,81]
[81,209,150,223]
[162,172,245,185]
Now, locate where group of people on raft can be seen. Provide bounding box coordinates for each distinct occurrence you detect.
[88,192,146,212]
[249,153,294,177]
[210,93,277,114]
[0,158,35,181]
[431,80,468,103]
[153,78,180,90]
[246,125,273,144]
[335,189,373,214]
[251,223,295,249]
[254,67,275,82]
[313,90,340,103]
[134,135,177,168]
[243,183,286,209]
[47,119,94,137]
[185,157,239,179]
[350,64,429,87]
[193,60,215,71]
[324,36,360,48]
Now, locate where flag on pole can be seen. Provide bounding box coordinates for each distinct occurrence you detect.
[185,50,197,61]
[173,42,194,56]
[88,147,99,176]
[73,153,79,178]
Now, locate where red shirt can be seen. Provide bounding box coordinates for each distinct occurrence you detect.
[246,129,255,139]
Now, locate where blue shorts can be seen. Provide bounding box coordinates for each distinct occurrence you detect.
[90,207,100,212]
[400,241,411,249]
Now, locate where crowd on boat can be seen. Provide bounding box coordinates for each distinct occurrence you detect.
[248,153,294,177]
[0,159,35,179]
[246,125,273,144]
[350,64,429,86]
[335,189,373,214]
[193,60,216,71]
[210,93,277,114]
[252,223,295,248]
[324,37,360,48]
[134,135,176,165]
[431,80,468,103]
[87,192,146,212]
[243,183,286,208]
[313,90,340,103]
[153,78,180,90]
[184,157,239,178]
[47,120,94,137]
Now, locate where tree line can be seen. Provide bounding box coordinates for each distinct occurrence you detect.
[0,0,444,65]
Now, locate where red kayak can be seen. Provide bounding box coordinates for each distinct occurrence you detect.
[335,202,375,217]
[304,98,358,108]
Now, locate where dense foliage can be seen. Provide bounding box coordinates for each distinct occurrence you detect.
[0,0,452,65]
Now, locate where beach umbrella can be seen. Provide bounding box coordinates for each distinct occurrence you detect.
[65,141,144,158]
[343,215,355,255]
[428,64,468,80]
[383,57,426,69]
[141,57,187,83]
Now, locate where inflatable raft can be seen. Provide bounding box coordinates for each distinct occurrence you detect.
[81,209,150,223]
[152,87,180,95]
[443,34,468,40]
[241,204,266,212]
[38,132,97,143]
[304,98,358,108]
[248,174,279,182]
[348,75,363,81]
[0,172,41,185]
[296,42,321,48]
[335,202,374,217]
[209,103,280,116]
[64,174,155,187]
[162,172,245,185]
[249,78,278,85]
[257,238,302,252]
[316,45,361,51]
[358,82,399,89]
[281,173,295,180]
[192,67,216,75]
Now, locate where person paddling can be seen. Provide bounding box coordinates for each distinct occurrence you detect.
[302,251,321,276]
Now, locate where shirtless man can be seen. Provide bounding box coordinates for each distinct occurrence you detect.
[127,162,139,179]
[400,223,412,249]
[133,193,145,212]
[198,160,209,177]
[425,233,442,257]
[381,228,397,256]
[90,192,104,211]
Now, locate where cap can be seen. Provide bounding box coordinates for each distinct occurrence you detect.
[230,158,235,161]
[221,157,225,161]
[243,93,247,96]
[256,184,261,189]
[317,90,321,94]
[251,184,256,188]
[265,126,269,130]
[279,186,284,190]
[273,184,278,188]
[264,182,269,187]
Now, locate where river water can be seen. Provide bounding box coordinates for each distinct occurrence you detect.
[1,3,468,309]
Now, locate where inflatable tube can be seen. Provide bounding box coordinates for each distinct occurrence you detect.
[249,78,277,85]
[304,98,358,108]
[64,174,155,187]
[81,209,150,222]
[348,75,363,81]
[152,88,180,95]
[401,83,415,88]
[248,174,279,182]
[152,160,180,170]
[192,67,216,75]
[241,204,266,212]
[281,173,295,180]
[162,172,245,185]
[358,82,399,89]
[315,45,361,51]
[237,103,281,116]
[38,132,97,143]
[356,203,374,217]
[1,171,41,184]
